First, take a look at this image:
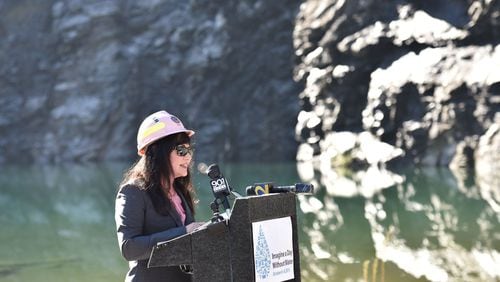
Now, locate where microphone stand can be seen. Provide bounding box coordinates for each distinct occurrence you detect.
[210,198,226,223]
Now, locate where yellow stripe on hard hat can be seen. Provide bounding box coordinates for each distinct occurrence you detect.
[141,122,166,139]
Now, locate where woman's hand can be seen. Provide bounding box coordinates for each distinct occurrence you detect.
[186,222,206,233]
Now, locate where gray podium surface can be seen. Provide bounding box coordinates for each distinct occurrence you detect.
[148,193,301,281]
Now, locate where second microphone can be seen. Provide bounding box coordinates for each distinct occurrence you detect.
[246,182,314,196]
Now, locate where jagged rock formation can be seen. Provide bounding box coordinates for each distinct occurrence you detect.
[294,0,500,170]
[0,0,301,163]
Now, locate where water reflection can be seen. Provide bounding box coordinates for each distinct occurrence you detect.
[297,162,500,281]
[0,163,128,282]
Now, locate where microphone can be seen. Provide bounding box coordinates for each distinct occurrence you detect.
[245,182,272,195]
[207,164,231,211]
[246,182,314,196]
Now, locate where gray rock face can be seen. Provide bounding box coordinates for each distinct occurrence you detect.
[2,0,498,168]
[0,0,301,163]
[293,0,500,169]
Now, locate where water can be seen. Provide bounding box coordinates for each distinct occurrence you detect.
[0,163,498,282]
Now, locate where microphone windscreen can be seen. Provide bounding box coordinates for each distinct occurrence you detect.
[295,183,314,193]
[207,164,221,179]
[245,186,256,196]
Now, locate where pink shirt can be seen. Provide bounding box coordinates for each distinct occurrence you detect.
[169,188,186,224]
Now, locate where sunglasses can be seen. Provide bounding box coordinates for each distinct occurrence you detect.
[174,144,194,157]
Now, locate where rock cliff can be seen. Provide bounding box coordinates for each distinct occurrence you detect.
[1,0,498,170]
[0,0,301,163]
[294,0,499,171]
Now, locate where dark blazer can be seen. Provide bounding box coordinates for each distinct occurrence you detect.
[115,183,195,282]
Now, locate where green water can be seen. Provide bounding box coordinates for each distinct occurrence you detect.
[0,163,498,281]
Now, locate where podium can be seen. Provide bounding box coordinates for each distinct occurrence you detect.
[148,193,301,281]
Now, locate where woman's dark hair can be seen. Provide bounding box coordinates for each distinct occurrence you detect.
[121,132,195,215]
